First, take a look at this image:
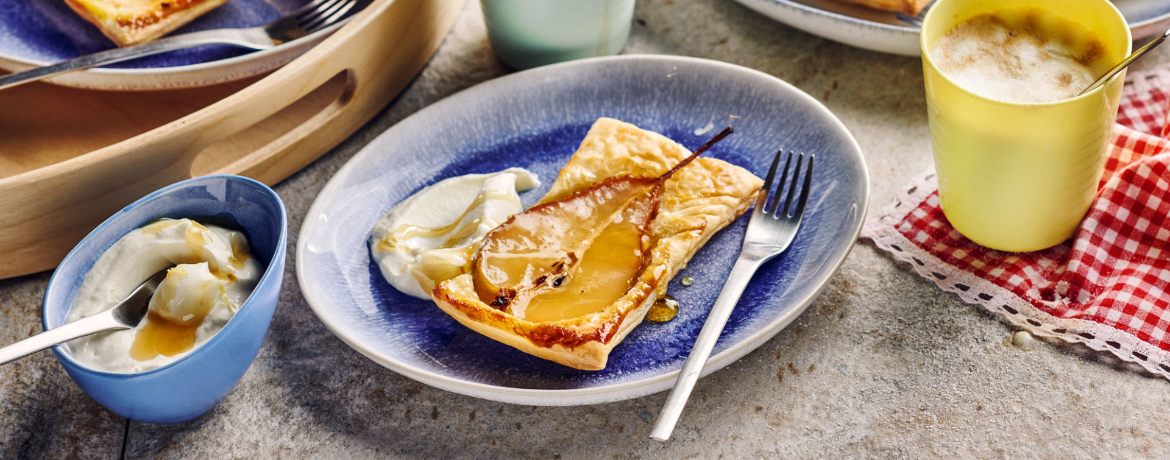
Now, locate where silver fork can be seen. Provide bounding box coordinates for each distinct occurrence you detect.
[0,0,359,90]
[650,150,815,442]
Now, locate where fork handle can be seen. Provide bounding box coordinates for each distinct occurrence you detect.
[650,256,763,442]
[0,30,256,90]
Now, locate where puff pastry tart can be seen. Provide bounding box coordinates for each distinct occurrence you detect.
[64,0,230,47]
[431,118,763,370]
[835,0,930,15]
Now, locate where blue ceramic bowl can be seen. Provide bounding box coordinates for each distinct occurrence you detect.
[42,175,287,424]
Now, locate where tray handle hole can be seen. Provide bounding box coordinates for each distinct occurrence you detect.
[190,69,355,178]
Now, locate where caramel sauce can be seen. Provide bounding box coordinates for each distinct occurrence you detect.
[139,218,183,235]
[127,220,250,362]
[129,263,221,361]
[406,246,480,295]
[185,223,210,252]
[375,190,519,252]
[473,177,658,322]
[143,219,249,279]
[143,219,214,261]
[226,233,251,281]
[512,200,649,322]
[646,295,679,323]
[129,311,201,360]
[468,127,734,330]
[155,220,247,280]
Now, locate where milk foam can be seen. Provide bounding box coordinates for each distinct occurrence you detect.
[931,14,1103,104]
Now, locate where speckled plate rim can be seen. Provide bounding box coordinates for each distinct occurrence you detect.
[736,0,1170,56]
[748,0,919,34]
[297,54,869,406]
[0,15,350,90]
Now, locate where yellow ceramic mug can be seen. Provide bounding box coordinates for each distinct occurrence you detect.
[920,0,1132,252]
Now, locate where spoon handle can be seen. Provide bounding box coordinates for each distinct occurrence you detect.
[0,311,129,366]
[1080,28,1170,96]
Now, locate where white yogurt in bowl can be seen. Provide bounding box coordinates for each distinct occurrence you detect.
[66,218,261,373]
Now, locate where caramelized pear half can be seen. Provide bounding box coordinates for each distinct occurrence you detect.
[472,177,658,322]
[470,127,733,323]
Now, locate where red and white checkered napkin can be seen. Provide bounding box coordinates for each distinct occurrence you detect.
[862,66,1170,379]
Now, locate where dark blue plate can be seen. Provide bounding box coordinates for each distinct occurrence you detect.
[0,0,345,89]
[297,55,869,405]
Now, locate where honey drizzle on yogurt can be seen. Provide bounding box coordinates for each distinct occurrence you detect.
[376,189,520,253]
[226,232,251,281]
[129,266,219,361]
[129,312,202,360]
[141,219,251,280]
[128,220,252,361]
[140,219,183,235]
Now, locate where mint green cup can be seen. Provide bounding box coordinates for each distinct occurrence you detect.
[482,0,635,70]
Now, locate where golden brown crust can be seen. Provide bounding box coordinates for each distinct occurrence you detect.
[432,118,763,370]
[64,0,230,47]
[833,0,930,15]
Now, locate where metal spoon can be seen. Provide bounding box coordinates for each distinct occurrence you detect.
[1079,28,1170,96]
[0,270,167,366]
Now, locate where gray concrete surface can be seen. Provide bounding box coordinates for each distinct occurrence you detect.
[4,1,1170,458]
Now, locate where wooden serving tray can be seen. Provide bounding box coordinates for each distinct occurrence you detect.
[0,0,462,279]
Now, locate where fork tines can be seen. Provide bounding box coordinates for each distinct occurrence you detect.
[758,150,814,219]
[296,0,359,32]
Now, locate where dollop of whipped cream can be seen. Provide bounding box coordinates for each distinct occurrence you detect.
[66,219,261,373]
[371,168,539,298]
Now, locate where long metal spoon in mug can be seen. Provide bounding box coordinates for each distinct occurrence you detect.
[1078,28,1170,97]
[0,270,167,366]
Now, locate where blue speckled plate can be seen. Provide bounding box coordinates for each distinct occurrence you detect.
[0,0,352,90]
[297,55,869,405]
[737,0,1170,56]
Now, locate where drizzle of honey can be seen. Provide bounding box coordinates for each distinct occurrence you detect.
[472,177,659,323]
[142,219,219,267]
[376,189,520,293]
[129,312,201,360]
[646,295,679,323]
[127,226,239,362]
[140,219,183,235]
[147,219,252,281]
[181,223,211,262]
[226,232,251,281]
[509,208,647,322]
[375,189,519,253]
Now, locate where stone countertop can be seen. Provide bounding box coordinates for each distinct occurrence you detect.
[4,1,1170,458]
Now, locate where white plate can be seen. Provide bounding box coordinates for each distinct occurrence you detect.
[735,0,1170,56]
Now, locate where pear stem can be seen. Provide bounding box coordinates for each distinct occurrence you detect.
[659,127,734,182]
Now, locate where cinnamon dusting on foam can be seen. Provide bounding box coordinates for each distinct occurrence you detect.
[930,11,1109,104]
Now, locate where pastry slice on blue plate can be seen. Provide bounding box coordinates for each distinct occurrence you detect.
[432,118,763,370]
